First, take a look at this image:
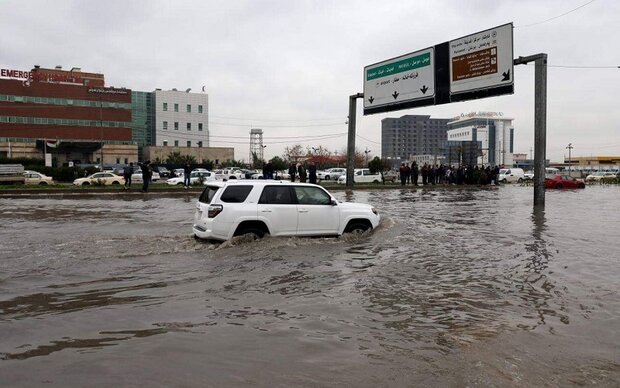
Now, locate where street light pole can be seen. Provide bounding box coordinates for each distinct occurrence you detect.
[364,148,371,166]
[566,143,573,174]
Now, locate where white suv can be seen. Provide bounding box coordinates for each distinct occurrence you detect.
[193,181,380,241]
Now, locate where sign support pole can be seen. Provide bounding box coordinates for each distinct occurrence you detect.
[346,93,363,188]
[514,54,547,207]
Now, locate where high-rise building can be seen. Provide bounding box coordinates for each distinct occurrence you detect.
[381,114,450,166]
[447,112,514,167]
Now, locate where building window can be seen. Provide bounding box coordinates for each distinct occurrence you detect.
[174,103,179,112]
[163,102,168,111]
[163,121,168,130]
[174,140,179,147]
[163,140,168,146]
[198,105,203,113]
[187,122,191,131]
[186,104,191,113]
[198,123,203,131]
[187,141,191,147]
[174,122,179,130]
[198,141,203,148]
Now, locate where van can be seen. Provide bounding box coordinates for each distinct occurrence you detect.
[498,168,525,183]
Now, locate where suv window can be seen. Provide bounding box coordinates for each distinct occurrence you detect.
[259,186,294,204]
[199,186,219,204]
[220,185,253,203]
[294,186,331,205]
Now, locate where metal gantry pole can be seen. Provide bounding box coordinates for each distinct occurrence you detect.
[514,54,547,207]
[346,93,363,188]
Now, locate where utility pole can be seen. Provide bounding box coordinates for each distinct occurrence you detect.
[514,53,547,207]
[566,143,573,174]
[346,93,363,188]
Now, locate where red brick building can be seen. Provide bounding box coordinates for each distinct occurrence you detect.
[0,66,136,164]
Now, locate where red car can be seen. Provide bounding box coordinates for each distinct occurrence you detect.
[545,175,585,189]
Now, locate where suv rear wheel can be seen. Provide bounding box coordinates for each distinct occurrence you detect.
[233,222,269,240]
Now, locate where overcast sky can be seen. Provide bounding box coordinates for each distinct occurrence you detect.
[1,0,618,162]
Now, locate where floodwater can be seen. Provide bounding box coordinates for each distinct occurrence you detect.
[0,186,618,387]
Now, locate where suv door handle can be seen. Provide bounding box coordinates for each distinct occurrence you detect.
[261,209,272,213]
[298,209,309,213]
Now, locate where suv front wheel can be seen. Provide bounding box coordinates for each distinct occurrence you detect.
[344,220,371,235]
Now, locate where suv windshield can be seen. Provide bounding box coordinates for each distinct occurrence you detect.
[199,186,219,204]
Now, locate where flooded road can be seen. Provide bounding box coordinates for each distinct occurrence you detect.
[1,186,618,387]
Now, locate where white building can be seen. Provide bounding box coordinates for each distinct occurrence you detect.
[153,89,209,148]
[447,112,514,167]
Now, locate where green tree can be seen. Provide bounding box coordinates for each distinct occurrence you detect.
[165,151,196,165]
[368,156,382,174]
[270,156,287,171]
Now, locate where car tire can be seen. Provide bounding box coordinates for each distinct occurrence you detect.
[82,182,90,186]
[325,175,330,180]
[578,183,585,189]
[344,221,370,235]
[502,179,507,183]
[112,181,120,185]
[517,178,523,183]
[555,184,563,189]
[236,226,266,240]
[372,179,379,184]
[39,182,48,185]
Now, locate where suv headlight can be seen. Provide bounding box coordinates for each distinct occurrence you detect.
[371,207,378,216]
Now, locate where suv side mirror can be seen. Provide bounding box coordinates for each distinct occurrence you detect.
[330,199,338,206]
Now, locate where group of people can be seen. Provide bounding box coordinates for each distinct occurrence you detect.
[287,163,317,184]
[260,161,318,184]
[122,160,153,192]
[399,162,501,186]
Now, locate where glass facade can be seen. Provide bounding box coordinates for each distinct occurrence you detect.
[131,91,154,161]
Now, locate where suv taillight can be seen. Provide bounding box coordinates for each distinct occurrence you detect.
[207,204,223,218]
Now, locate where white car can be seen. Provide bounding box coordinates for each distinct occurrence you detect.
[337,169,382,184]
[73,172,125,186]
[167,171,217,186]
[498,168,525,183]
[317,168,346,181]
[214,168,245,181]
[193,181,380,241]
[24,170,54,185]
[131,169,161,183]
[585,172,617,182]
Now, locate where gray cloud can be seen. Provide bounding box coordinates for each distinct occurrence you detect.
[1,0,617,162]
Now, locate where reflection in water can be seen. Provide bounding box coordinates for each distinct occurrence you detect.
[0,189,618,386]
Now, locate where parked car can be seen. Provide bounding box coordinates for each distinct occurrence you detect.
[131,169,161,183]
[24,170,55,185]
[523,171,534,181]
[498,168,525,183]
[337,169,382,184]
[167,171,217,186]
[154,166,171,178]
[317,168,346,181]
[545,175,585,189]
[585,172,617,182]
[192,181,380,241]
[214,168,245,181]
[73,172,125,186]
